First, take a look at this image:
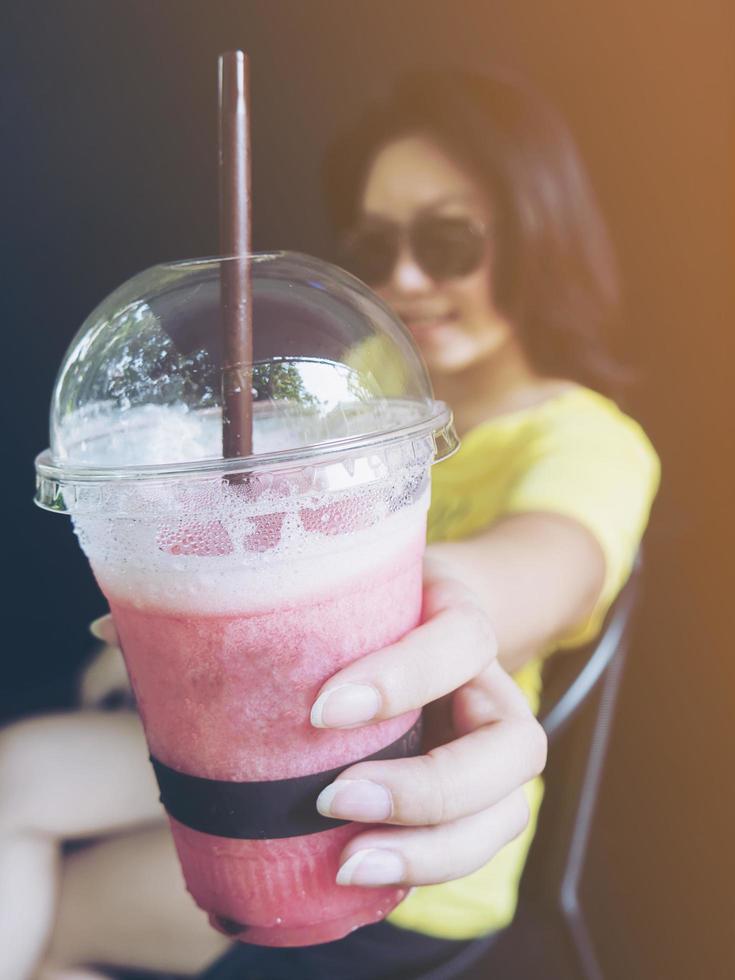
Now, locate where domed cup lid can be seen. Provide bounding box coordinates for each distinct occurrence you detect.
[35,252,458,513]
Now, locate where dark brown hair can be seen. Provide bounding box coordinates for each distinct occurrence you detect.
[323,69,626,395]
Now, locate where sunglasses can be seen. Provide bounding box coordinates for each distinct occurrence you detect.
[340,214,489,288]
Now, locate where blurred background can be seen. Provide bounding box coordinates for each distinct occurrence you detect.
[2,2,733,977]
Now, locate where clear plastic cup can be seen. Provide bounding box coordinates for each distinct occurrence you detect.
[35,252,458,946]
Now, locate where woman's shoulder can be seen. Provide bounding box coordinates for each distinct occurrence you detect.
[442,381,660,488]
[458,382,659,481]
[535,385,658,458]
[464,382,638,440]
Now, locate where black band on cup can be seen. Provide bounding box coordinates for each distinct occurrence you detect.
[150,716,423,840]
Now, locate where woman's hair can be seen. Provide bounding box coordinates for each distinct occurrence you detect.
[323,69,626,394]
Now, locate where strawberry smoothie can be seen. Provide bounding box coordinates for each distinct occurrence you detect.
[93,484,428,946]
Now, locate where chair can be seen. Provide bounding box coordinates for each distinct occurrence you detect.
[470,557,642,980]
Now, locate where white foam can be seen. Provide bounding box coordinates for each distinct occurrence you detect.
[56,399,430,468]
[89,494,428,615]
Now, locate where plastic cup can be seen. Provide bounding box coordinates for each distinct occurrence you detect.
[35,253,457,946]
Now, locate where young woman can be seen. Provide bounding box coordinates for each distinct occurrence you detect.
[0,69,657,980]
[203,68,660,979]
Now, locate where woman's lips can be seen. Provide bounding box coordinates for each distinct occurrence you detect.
[404,312,458,334]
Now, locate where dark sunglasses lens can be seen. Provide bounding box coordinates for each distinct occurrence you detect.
[414,217,486,280]
[342,229,397,286]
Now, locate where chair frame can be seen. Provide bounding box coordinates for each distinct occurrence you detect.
[533,558,642,980]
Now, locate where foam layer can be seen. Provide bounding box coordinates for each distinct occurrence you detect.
[90,494,428,615]
[56,397,431,468]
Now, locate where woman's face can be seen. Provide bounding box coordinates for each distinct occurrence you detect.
[357,133,513,376]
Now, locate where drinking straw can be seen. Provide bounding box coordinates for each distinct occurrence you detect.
[218,50,253,458]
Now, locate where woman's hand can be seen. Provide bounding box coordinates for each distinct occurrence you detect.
[310,558,547,888]
[77,615,133,709]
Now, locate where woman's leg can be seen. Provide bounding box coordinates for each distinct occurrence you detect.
[37,969,110,980]
[0,711,165,979]
[42,823,231,977]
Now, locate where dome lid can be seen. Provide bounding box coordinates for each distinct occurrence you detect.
[35,252,457,511]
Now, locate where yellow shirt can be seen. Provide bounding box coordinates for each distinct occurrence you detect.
[386,385,661,939]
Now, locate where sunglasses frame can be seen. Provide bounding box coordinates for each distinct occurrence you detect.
[341,212,491,288]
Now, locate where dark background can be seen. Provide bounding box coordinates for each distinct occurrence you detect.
[2,2,733,978]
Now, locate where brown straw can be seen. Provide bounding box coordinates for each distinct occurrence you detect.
[218,50,253,458]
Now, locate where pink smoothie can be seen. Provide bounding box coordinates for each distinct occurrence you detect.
[99,506,427,947]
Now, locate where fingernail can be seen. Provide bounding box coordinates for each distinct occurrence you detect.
[310,684,381,728]
[316,780,392,821]
[89,616,114,643]
[336,849,405,887]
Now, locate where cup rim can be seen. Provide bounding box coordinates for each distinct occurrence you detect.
[35,402,457,485]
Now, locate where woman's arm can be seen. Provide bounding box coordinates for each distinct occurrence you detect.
[306,520,601,890]
[428,512,606,674]
[310,565,547,890]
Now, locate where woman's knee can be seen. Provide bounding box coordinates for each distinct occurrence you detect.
[0,714,93,834]
[0,717,51,831]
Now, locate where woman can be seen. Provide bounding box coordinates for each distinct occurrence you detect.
[0,69,657,980]
[203,68,660,978]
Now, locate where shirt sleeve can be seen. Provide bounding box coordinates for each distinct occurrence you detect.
[502,396,661,648]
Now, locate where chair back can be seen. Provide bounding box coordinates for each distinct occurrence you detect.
[539,556,641,741]
[519,558,641,901]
